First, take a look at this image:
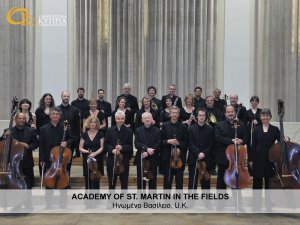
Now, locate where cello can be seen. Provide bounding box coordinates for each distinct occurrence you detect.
[43,121,72,189]
[224,119,251,189]
[0,97,27,189]
[268,100,300,189]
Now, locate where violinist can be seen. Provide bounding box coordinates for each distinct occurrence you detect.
[79,116,104,189]
[134,112,161,189]
[215,105,247,189]
[188,109,214,190]
[105,110,133,189]
[161,106,188,189]
[1,112,38,189]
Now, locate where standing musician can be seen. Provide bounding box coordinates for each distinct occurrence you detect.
[58,91,80,159]
[213,88,226,112]
[96,89,112,131]
[111,97,134,129]
[188,109,214,190]
[161,106,188,189]
[79,116,104,189]
[215,105,247,189]
[82,98,106,132]
[105,110,133,189]
[147,86,162,111]
[71,87,90,125]
[134,112,161,189]
[161,84,183,109]
[1,112,38,189]
[229,94,246,123]
[181,94,197,127]
[134,97,160,130]
[205,95,224,175]
[193,87,206,110]
[39,107,74,209]
[17,99,36,129]
[160,96,173,126]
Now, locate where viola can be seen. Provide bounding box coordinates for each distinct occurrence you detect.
[197,160,210,182]
[87,151,102,182]
[170,135,182,169]
[113,139,124,175]
[141,147,154,182]
[43,121,72,189]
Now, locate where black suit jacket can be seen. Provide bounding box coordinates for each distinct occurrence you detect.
[134,125,161,167]
[215,120,247,165]
[188,123,214,165]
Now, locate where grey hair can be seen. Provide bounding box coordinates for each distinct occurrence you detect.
[115,110,126,119]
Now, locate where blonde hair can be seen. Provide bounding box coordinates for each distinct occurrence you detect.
[84,116,100,130]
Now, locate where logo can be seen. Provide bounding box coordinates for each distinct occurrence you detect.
[6,7,34,26]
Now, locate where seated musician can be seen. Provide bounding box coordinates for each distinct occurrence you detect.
[105,110,133,189]
[134,112,161,189]
[161,106,188,189]
[188,109,214,190]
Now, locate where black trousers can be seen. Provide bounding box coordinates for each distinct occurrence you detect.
[253,177,270,189]
[216,163,228,189]
[188,163,210,189]
[22,166,34,189]
[136,158,157,189]
[163,164,184,189]
[107,163,129,189]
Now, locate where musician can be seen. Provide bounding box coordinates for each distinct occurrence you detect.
[115,83,139,123]
[205,95,224,175]
[96,88,112,130]
[35,93,55,135]
[180,94,197,127]
[161,84,183,109]
[147,85,162,111]
[188,109,213,189]
[58,91,81,159]
[160,96,173,127]
[105,110,133,189]
[135,112,161,189]
[79,116,104,189]
[215,105,247,189]
[71,87,90,134]
[111,97,134,129]
[1,112,38,189]
[213,88,226,112]
[229,94,246,123]
[135,97,160,130]
[39,107,74,209]
[193,87,206,110]
[82,98,106,132]
[161,106,188,189]
[17,99,36,129]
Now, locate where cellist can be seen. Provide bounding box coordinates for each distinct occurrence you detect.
[215,105,247,189]
[39,107,74,209]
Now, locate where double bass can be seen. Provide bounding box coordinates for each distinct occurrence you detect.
[0,97,27,189]
[43,121,72,189]
[269,100,300,189]
[224,118,250,189]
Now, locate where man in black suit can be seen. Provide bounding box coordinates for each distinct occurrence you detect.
[213,88,226,112]
[161,106,188,189]
[193,86,206,110]
[97,88,112,130]
[161,84,182,109]
[229,94,246,123]
[147,85,162,111]
[105,110,133,189]
[188,109,214,190]
[58,91,80,158]
[214,105,247,189]
[135,112,161,189]
[2,112,38,189]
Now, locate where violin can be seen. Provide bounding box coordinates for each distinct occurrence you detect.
[43,121,72,189]
[141,147,154,182]
[269,100,300,189]
[224,119,250,189]
[0,96,27,189]
[170,135,182,169]
[87,151,102,182]
[197,160,210,182]
[113,139,124,176]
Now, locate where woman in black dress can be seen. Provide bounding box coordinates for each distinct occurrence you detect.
[111,97,133,128]
[160,96,173,127]
[35,93,55,135]
[18,99,36,129]
[180,94,196,127]
[82,98,106,132]
[79,116,104,189]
